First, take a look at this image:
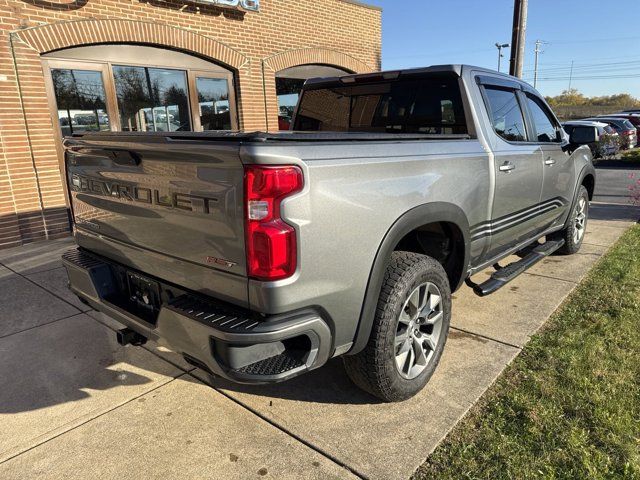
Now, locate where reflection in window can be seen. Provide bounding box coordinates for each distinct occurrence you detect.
[294,78,468,134]
[526,95,559,143]
[113,66,191,132]
[484,87,527,142]
[52,69,110,136]
[276,78,305,131]
[196,77,232,130]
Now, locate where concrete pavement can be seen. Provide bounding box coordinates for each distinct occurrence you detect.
[0,200,637,480]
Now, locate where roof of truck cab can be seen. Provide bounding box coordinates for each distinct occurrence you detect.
[302,64,531,89]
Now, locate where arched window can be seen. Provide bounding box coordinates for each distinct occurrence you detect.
[275,64,350,130]
[43,44,238,136]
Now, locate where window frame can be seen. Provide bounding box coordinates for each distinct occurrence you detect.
[188,69,238,132]
[111,63,193,133]
[42,50,240,188]
[477,75,567,146]
[43,50,238,137]
[522,92,563,144]
[42,59,120,199]
[479,83,531,144]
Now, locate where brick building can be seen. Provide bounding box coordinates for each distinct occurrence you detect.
[0,0,381,248]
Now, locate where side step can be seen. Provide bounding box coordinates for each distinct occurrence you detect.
[466,239,565,297]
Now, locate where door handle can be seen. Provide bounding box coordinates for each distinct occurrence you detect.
[544,157,556,166]
[499,162,516,172]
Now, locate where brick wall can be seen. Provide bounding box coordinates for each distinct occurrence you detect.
[0,0,382,248]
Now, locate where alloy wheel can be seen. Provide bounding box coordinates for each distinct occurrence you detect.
[573,196,587,244]
[394,282,444,380]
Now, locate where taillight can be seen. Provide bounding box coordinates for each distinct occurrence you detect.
[244,165,303,281]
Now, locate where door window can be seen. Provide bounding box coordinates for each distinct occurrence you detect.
[51,69,110,136]
[483,87,527,142]
[525,95,560,143]
[112,66,191,132]
[195,77,232,130]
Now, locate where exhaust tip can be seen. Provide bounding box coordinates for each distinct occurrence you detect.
[116,328,147,347]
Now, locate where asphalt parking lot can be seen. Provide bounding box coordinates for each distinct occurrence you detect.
[0,172,638,479]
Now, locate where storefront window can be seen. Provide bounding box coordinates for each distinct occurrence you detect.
[45,45,237,137]
[51,69,110,136]
[113,66,191,132]
[196,77,232,130]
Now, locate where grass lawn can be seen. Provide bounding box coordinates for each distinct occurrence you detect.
[622,149,640,164]
[415,224,640,480]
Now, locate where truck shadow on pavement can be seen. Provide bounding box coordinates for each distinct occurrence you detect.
[589,202,640,223]
[0,315,161,414]
[196,359,386,406]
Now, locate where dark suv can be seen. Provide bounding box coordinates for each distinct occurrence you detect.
[586,117,637,149]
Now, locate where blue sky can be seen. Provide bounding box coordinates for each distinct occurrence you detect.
[364,0,640,98]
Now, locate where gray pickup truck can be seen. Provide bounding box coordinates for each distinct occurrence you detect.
[62,65,595,402]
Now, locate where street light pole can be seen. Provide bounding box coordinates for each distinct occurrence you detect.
[495,43,510,73]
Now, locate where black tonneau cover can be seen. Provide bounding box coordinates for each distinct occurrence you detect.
[67,131,471,144]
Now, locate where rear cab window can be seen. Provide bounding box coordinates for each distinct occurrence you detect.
[293,74,468,134]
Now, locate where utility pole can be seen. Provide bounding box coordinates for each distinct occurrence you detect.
[533,40,549,88]
[509,0,528,78]
[568,60,574,91]
[495,43,510,72]
[533,40,541,88]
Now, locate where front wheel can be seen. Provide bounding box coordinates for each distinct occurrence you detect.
[550,185,589,255]
[343,252,451,402]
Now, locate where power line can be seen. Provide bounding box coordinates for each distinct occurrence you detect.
[525,73,640,82]
[544,35,640,45]
[523,59,640,74]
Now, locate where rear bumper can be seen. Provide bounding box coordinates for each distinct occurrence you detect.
[62,248,332,384]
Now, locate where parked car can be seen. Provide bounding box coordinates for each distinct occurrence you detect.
[585,117,637,149]
[61,65,595,402]
[563,120,620,158]
[601,114,640,139]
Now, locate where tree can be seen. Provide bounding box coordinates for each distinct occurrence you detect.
[546,89,640,108]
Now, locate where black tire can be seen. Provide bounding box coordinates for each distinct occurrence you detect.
[343,251,451,402]
[550,185,589,255]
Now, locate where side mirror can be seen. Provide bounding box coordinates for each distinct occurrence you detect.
[570,127,598,144]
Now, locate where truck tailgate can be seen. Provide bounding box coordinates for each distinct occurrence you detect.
[64,134,247,306]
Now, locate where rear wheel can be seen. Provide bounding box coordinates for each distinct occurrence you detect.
[551,185,589,255]
[343,252,451,402]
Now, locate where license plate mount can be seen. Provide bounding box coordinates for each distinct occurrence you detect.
[126,271,162,322]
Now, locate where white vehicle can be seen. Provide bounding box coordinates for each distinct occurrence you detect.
[563,120,620,158]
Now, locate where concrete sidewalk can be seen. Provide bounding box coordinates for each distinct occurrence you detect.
[0,202,637,480]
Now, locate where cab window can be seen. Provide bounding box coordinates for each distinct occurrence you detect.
[525,94,560,143]
[294,75,468,134]
[483,87,527,142]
